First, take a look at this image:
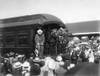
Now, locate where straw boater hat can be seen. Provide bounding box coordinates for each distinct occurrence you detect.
[37,29,43,34]
[22,61,30,67]
[13,62,22,69]
[17,54,24,58]
[81,36,89,41]
[72,37,80,43]
[56,55,62,62]
[33,57,40,62]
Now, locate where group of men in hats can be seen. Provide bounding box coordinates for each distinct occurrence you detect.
[34,27,68,57]
[67,35,100,64]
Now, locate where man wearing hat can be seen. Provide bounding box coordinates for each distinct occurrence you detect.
[81,36,89,45]
[35,28,45,57]
[12,61,22,75]
[55,55,67,76]
[57,27,68,54]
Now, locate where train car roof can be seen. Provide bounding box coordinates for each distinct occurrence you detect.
[72,32,100,36]
[0,14,65,28]
[66,20,100,33]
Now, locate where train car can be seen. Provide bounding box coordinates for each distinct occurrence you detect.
[71,32,100,39]
[0,14,67,57]
[67,20,100,39]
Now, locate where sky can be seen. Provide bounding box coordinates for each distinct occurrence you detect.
[0,0,100,23]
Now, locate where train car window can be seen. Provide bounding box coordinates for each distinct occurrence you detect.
[4,32,15,47]
[0,33,3,47]
[17,30,29,47]
[0,36,3,47]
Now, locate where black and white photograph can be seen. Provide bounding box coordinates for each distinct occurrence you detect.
[0,0,100,76]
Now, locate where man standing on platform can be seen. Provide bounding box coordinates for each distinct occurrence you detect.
[57,27,68,54]
[35,28,45,57]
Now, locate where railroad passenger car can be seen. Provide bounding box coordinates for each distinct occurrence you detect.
[0,14,67,57]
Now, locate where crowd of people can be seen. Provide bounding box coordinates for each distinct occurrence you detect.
[0,52,68,76]
[67,35,100,64]
[0,27,100,76]
[0,27,69,76]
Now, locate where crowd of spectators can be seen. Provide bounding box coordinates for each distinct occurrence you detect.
[67,35,100,64]
[0,34,100,76]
